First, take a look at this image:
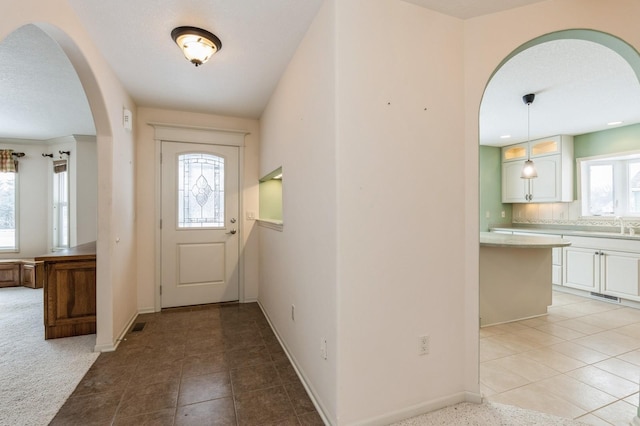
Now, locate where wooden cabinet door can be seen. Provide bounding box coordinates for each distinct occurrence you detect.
[564,247,599,292]
[44,260,96,339]
[530,155,561,202]
[502,161,529,203]
[602,250,640,300]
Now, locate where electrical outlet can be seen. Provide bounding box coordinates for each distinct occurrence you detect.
[320,338,327,360]
[485,211,490,219]
[501,211,506,218]
[246,211,256,220]
[418,335,430,356]
[291,305,295,321]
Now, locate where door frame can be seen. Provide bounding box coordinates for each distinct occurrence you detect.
[150,123,248,312]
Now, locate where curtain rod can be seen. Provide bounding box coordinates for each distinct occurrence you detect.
[11,152,25,158]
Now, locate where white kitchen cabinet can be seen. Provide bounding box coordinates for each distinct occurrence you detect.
[501,135,573,203]
[602,250,640,300]
[552,247,563,285]
[563,236,640,301]
[564,246,598,292]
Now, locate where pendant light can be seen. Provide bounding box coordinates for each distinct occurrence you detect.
[521,93,538,179]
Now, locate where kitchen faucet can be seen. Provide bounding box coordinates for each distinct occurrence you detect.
[617,216,625,234]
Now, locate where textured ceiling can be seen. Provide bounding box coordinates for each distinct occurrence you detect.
[67,0,324,119]
[480,39,640,146]
[402,0,547,19]
[1,1,639,144]
[0,25,95,140]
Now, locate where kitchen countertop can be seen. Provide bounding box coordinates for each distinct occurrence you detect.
[34,241,96,262]
[480,232,571,248]
[491,227,640,241]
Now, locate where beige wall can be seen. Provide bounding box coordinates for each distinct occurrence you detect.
[335,1,468,423]
[260,0,640,424]
[259,0,338,421]
[134,107,260,311]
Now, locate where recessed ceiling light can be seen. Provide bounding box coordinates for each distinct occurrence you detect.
[500,134,511,139]
[607,121,623,126]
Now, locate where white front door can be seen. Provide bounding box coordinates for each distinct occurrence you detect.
[161,141,239,308]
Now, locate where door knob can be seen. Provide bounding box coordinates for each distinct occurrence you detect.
[230,218,237,224]
[226,229,237,235]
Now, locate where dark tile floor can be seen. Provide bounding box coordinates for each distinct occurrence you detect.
[50,302,325,426]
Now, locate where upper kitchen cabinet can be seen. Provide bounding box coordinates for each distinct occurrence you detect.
[502,135,574,203]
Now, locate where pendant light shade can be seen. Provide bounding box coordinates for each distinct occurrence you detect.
[521,93,538,179]
[521,159,538,178]
[171,26,222,67]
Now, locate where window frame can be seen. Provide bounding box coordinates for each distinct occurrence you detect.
[0,170,19,252]
[52,166,70,250]
[579,150,640,218]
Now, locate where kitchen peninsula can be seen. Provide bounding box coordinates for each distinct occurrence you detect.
[480,232,570,326]
[35,241,96,339]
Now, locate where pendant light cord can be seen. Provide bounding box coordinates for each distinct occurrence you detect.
[527,100,531,161]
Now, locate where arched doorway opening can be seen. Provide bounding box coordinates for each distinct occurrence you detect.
[0,22,114,349]
[478,29,640,421]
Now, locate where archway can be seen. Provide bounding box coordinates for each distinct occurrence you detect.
[0,22,114,349]
[478,29,640,420]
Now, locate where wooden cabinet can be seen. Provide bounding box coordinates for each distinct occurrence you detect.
[563,236,640,301]
[21,261,44,288]
[602,250,640,300]
[36,242,96,339]
[0,262,20,287]
[552,247,563,285]
[502,135,573,203]
[564,246,599,292]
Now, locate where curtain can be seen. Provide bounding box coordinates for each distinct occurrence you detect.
[53,159,67,174]
[0,150,16,173]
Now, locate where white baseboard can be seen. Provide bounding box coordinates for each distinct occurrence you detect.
[256,303,484,426]
[355,391,483,426]
[137,307,156,314]
[93,310,139,353]
[257,301,332,426]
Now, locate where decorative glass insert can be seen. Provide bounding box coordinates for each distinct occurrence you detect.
[178,153,224,228]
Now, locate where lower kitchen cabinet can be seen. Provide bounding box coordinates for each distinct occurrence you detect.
[563,236,640,301]
[602,250,640,299]
[552,247,563,285]
[564,246,598,292]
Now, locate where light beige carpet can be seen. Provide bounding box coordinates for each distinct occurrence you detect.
[0,287,99,426]
[391,402,589,425]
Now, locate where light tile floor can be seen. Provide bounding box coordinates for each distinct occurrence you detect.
[481,291,640,425]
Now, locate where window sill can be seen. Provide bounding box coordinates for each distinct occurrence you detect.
[258,219,283,232]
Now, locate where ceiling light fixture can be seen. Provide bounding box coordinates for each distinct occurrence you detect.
[171,26,222,67]
[521,93,538,179]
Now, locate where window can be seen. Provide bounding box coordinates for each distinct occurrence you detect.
[52,161,69,249]
[178,153,225,228]
[580,153,640,217]
[0,171,17,251]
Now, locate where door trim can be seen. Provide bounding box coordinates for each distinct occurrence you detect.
[150,123,248,312]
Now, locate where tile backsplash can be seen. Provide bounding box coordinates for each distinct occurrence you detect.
[512,202,640,230]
